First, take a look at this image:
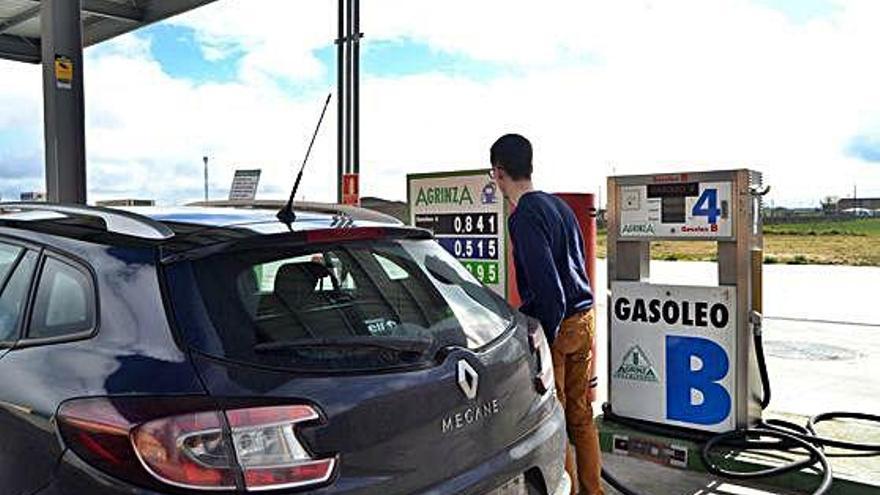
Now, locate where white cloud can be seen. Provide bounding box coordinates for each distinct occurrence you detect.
[163,0,336,83]
[352,0,880,205]
[81,39,340,204]
[369,0,880,205]
[0,60,42,131]
[0,0,879,207]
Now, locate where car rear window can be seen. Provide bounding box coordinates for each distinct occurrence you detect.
[175,239,514,371]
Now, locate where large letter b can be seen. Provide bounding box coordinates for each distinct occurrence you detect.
[666,336,731,425]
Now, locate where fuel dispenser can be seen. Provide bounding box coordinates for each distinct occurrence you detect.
[606,169,765,433]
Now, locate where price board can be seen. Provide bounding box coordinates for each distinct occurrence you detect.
[407,170,507,297]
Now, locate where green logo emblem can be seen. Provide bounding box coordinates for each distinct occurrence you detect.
[614,345,659,382]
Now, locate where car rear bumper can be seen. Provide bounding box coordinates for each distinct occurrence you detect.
[41,399,567,495]
[419,397,568,495]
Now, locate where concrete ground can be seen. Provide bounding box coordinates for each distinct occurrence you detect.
[602,453,802,495]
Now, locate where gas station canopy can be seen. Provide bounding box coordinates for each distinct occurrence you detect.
[0,0,215,63]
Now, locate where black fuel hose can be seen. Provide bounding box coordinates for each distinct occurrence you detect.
[753,324,772,410]
[600,467,641,495]
[700,428,833,495]
[806,412,880,452]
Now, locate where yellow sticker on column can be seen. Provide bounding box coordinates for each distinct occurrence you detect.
[54,55,73,90]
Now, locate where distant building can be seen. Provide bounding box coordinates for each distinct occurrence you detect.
[360,197,407,223]
[838,198,880,210]
[19,192,46,201]
[762,206,819,218]
[96,199,155,207]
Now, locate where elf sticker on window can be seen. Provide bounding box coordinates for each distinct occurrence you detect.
[365,318,398,335]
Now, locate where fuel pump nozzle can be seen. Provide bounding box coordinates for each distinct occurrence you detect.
[750,185,771,196]
[749,310,763,337]
[749,308,772,410]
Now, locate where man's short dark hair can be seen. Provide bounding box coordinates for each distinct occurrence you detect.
[490,134,533,180]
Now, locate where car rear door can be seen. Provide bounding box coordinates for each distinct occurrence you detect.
[166,235,557,493]
[190,318,554,495]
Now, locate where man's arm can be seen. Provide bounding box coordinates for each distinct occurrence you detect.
[511,211,566,343]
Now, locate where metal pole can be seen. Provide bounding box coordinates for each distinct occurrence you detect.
[203,156,209,202]
[353,0,360,176]
[41,0,86,204]
[345,0,353,180]
[336,0,344,203]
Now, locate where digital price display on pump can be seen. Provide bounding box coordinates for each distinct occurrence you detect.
[618,174,733,239]
[407,170,507,296]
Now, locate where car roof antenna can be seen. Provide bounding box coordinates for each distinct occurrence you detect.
[277,92,333,229]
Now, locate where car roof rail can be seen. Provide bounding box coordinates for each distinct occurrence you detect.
[0,202,175,240]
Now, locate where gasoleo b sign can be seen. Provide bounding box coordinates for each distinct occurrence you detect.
[610,282,737,433]
[407,170,506,297]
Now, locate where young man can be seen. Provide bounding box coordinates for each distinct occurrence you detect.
[490,134,604,495]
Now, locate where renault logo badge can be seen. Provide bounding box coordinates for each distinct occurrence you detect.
[457,360,479,400]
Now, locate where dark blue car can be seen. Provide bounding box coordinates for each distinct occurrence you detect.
[0,203,568,495]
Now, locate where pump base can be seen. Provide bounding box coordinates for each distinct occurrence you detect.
[597,415,880,495]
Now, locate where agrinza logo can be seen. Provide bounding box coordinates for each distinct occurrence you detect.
[614,345,659,382]
[621,223,656,235]
[415,185,474,206]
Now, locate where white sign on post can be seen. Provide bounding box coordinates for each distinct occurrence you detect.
[229,169,262,201]
[610,282,737,433]
[407,170,507,298]
[619,180,732,238]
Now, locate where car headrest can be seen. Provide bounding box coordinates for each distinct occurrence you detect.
[274,261,335,303]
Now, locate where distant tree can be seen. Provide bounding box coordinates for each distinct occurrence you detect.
[820,196,839,214]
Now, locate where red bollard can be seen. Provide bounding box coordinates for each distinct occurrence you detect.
[554,193,598,296]
[554,193,598,402]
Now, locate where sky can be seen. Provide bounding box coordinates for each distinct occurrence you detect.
[1,0,879,208]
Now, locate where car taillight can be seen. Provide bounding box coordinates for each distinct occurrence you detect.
[226,406,336,490]
[57,398,336,492]
[528,322,555,395]
[132,411,237,489]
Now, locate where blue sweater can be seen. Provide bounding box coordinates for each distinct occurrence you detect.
[509,191,594,344]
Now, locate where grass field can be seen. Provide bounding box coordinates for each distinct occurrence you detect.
[597,218,880,266]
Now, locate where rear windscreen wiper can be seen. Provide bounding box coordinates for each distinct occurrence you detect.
[253,336,436,355]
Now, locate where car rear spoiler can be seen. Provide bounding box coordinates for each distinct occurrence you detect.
[159,226,433,264]
[0,202,174,240]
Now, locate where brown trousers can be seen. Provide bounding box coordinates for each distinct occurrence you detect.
[552,309,604,495]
